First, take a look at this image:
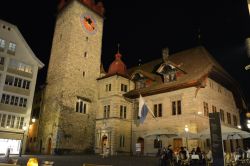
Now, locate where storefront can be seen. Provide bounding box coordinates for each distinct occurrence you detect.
[0,131,24,155]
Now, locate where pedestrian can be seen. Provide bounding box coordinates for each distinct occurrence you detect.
[166,145,174,166]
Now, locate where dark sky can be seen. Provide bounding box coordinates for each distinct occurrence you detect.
[1,0,250,103]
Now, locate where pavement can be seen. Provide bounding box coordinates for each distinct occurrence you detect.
[7,154,159,166]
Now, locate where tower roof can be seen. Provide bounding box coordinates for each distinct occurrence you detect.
[107,52,127,75]
[107,45,127,76]
[58,0,105,16]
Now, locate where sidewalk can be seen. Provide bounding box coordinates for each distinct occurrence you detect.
[9,154,159,166]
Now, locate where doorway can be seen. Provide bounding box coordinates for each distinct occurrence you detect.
[173,138,183,152]
[47,138,51,155]
[137,137,144,155]
[101,135,108,153]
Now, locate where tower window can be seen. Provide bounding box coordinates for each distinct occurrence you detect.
[83,71,85,77]
[85,36,88,41]
[76,99,88,114]
[84,52,87,57]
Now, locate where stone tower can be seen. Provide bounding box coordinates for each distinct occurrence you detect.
[38,0,104,154]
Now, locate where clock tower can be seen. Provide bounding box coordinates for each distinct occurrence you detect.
[38,0,104,154]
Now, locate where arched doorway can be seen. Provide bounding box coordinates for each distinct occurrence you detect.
[137,137,144,155]
[47,138,52,155]
[102,135,108,153]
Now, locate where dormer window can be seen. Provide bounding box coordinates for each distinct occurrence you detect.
[131,71,155,89]
[157,62,186,83]
[163,71,177,83]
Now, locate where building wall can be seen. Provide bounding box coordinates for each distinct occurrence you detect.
[132,77,242,154]
[0,20,42,154]
[95,75,133,155]
[197,78,240,127]
[38,1,103,154]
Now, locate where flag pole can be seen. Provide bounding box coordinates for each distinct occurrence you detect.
[138,93,157,121]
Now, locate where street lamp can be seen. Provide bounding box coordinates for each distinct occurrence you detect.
[31,117,36,123]
[247,123,250,129]
[184,125,189,150]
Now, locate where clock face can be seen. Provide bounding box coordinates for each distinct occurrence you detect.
[80,13,97,34]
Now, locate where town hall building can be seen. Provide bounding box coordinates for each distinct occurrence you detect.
[37,0,247,155]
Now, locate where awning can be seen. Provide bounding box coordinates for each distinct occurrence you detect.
[198,125,250,140]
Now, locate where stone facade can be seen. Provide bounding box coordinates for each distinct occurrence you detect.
[95,75,134,155]
[131,78,242,154]
[38,0,103,154]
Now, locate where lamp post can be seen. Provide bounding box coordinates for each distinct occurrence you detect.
[184,125,189,150]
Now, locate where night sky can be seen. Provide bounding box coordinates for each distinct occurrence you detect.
[1,0,250,104]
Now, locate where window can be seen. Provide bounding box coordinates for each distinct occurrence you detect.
[203,102,209,117]
[76,100,87,114]
[172,100,181,115]
[1,114,6,127]
[10,116,15,128]
[119,135,125,147]
[0,38,5,50]
[19,117,24,129]
[120,105,127,119]
[227,112,231,125]
[220,109,225,122]
[104,105,110,118]
[7,76,30,89]
[0,57,4,65]
[154,104,162,117]
[8,42,16,53]
[105,84,112,92]
[22,80,31,89]
[5,75,14,85]
[6,115,11,127]
[163,73,176,83]
[233,115,237,126]
[212,105,217,113]
[121,84,128,92]
[9,59,33,74]
[15,117,20,129]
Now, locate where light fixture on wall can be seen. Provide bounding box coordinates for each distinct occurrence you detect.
[31,117,36,123]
